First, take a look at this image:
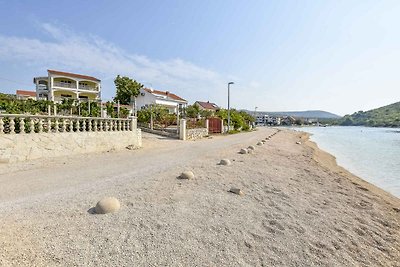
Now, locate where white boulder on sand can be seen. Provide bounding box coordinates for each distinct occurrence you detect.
[219,159,232,166]
[94,197,121,214]
[257,142,263,146]
[179,171,194,179]
[239,148,248,154]
[229,188,244,196]
[248,145,255,150]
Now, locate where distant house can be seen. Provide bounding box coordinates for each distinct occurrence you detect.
[136,88,187,113]
[282,116,296,125]
[33,69,101,103]
[194,101,220,112]
[16,90,37,100]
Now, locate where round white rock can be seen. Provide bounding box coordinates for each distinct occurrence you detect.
[180,171,195,179]
[220,159,232,166]
[95,197,121,214]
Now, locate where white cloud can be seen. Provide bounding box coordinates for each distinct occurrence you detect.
[0,23,239,105]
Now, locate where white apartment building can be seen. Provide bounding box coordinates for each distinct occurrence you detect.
[33,70,101,102]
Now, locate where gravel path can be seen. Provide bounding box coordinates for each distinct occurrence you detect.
[0,128,399,266]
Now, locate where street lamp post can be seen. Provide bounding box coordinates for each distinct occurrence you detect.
[227,82,234,132]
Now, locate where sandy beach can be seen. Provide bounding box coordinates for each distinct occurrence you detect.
[0,128,399,266]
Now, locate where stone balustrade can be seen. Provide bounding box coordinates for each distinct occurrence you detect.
[0,114,136,134]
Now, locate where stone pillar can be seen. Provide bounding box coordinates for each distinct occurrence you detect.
[179,119,186,140]
[205,119,209,133]
[130,117,137,132]
[221,119,224,134]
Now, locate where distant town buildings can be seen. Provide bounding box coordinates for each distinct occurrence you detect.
[33,70,101,103]
[255,114,281,126]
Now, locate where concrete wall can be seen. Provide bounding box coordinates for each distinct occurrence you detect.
[186,128,208,140]
[0,129,142,163]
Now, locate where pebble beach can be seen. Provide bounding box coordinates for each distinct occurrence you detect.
[0,128,399,266]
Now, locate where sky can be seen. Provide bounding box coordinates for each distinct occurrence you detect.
[1,0,400,116]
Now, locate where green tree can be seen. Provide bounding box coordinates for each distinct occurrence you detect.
[186,104,200,118]
[114,75,143,105]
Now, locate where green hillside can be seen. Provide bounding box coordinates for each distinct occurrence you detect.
[339,101,400,127]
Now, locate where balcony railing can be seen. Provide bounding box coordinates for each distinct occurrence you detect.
[37,84,48,91]
[0,114,137,134]
[78,85,98,91]
[53,82,98,91]
[53,82,76,89]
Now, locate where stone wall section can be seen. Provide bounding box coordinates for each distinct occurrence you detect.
[186,128,208,140]
[0,129,142,163]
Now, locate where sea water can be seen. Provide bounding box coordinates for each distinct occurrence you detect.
[292,126,400,197]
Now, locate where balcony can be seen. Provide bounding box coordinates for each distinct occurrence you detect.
[37,84,48,91]
[54,81,76,89]
[78,84,98,91]
[53,82,98,91]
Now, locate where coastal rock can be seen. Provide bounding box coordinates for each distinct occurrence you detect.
[95,197,121,214]
[229,188,244,196]
[257,142,263,146]
[296,141,302,145]
[180,171,195,179]
[248,145,255,150]
[219,159,232,166]
[240,148,248,154]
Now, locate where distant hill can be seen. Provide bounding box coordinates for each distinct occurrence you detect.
[243,110,341,119]
[339,101,400,127]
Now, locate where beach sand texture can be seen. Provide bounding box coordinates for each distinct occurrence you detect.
[0,128,399,266]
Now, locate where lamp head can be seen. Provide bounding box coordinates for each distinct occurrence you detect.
[228,82,234,85]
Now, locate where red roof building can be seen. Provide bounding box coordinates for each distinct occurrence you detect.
[16,90,36,100]
[194,101,220,111]
[137,88,188,113]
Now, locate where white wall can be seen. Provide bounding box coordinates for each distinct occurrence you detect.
[136,88,156,110]
[0,130,142,163]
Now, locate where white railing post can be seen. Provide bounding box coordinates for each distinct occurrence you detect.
[0,117,3,134]
[62,119,67,132]
[9,117,15,134]
[30,118,35,133]
[38,118,43,133]
[20,118,25,134]
[47,118,51,133]
[54,119,59,133]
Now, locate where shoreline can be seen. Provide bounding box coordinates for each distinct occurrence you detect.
[298,130,400,209]
[292,125,400,198]
[0,128,399,266]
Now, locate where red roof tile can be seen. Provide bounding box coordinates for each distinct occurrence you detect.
[48,70,101,82]
[195,101,219,110]
[143,88,187,102]
[16,90,36,97]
